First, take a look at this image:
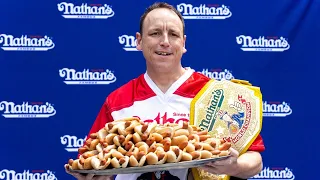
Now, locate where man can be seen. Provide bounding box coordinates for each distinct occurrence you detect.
[65,2,265,180]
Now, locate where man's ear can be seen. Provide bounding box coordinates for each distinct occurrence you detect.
[136,32,142,51]
[183,35,187,53]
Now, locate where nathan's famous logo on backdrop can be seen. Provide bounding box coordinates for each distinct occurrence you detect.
[59,68,117,85]
[0,101,56,118]
[176,3,232,19]
[198,69,234,80]
[57,2,115,19]
[263,101,292,117]
[0,169,58,180]
[249,167,295,180]
[0,34,55,51]
[236,35,290,52]
[119,35,138,51]
[61,135,86,152]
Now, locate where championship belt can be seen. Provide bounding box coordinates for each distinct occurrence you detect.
[190,79,263,180]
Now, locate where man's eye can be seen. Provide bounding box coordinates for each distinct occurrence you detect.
[151,32,159,36]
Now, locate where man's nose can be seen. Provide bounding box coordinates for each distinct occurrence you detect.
[160,34,170,47]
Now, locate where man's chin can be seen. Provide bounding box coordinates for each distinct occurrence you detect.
[149,62,180,73]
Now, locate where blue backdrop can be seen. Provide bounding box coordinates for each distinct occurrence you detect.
[1,0,319,180]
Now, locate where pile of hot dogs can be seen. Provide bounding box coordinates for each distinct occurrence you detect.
[65,117,231,170]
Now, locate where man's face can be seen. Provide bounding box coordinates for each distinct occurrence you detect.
[136,8,186,72]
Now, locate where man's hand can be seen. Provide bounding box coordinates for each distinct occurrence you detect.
[198,148,263,179]
[65,164,113,180]
[199,148,240,176]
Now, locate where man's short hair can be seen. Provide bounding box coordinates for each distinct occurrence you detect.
[139,2,185,35]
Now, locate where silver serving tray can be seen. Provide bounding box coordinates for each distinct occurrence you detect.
[70,155,230,175]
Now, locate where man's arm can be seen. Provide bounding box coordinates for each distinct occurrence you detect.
[86,99,114,139]
[232,151,263,179]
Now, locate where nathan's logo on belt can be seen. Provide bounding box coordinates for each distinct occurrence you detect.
[0,101,56,118]
[236,35,290,52]
[118,35,138,51]
[198,69,234,80]
[57,2,115,19]
[61,135,86,152]
[249,167,295,180]
[59,68,117,85]
[0,34,55,51]
[199,89,224,131]
[263,101,292,117]
[0,169,58,180]
[176,3,232,19]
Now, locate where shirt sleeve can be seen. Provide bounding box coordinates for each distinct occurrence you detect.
[77,98,114,158]
[86,99,114,137]
[247,134,265,152]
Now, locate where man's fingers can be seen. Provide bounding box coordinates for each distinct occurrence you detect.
[64,164,97,180]
[229,147,239,157]
[68,172,86,179]
[96,175,112,180]
[85,173,95,180]
[208,158,231,166]
[207,155,238,167]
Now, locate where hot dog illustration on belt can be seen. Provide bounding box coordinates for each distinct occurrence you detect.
[220,110,245,134]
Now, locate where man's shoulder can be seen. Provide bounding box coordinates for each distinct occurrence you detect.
[109,74,144,96]
[106,74,155,110]
[191,71,211,81]
[174,71,211,98]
